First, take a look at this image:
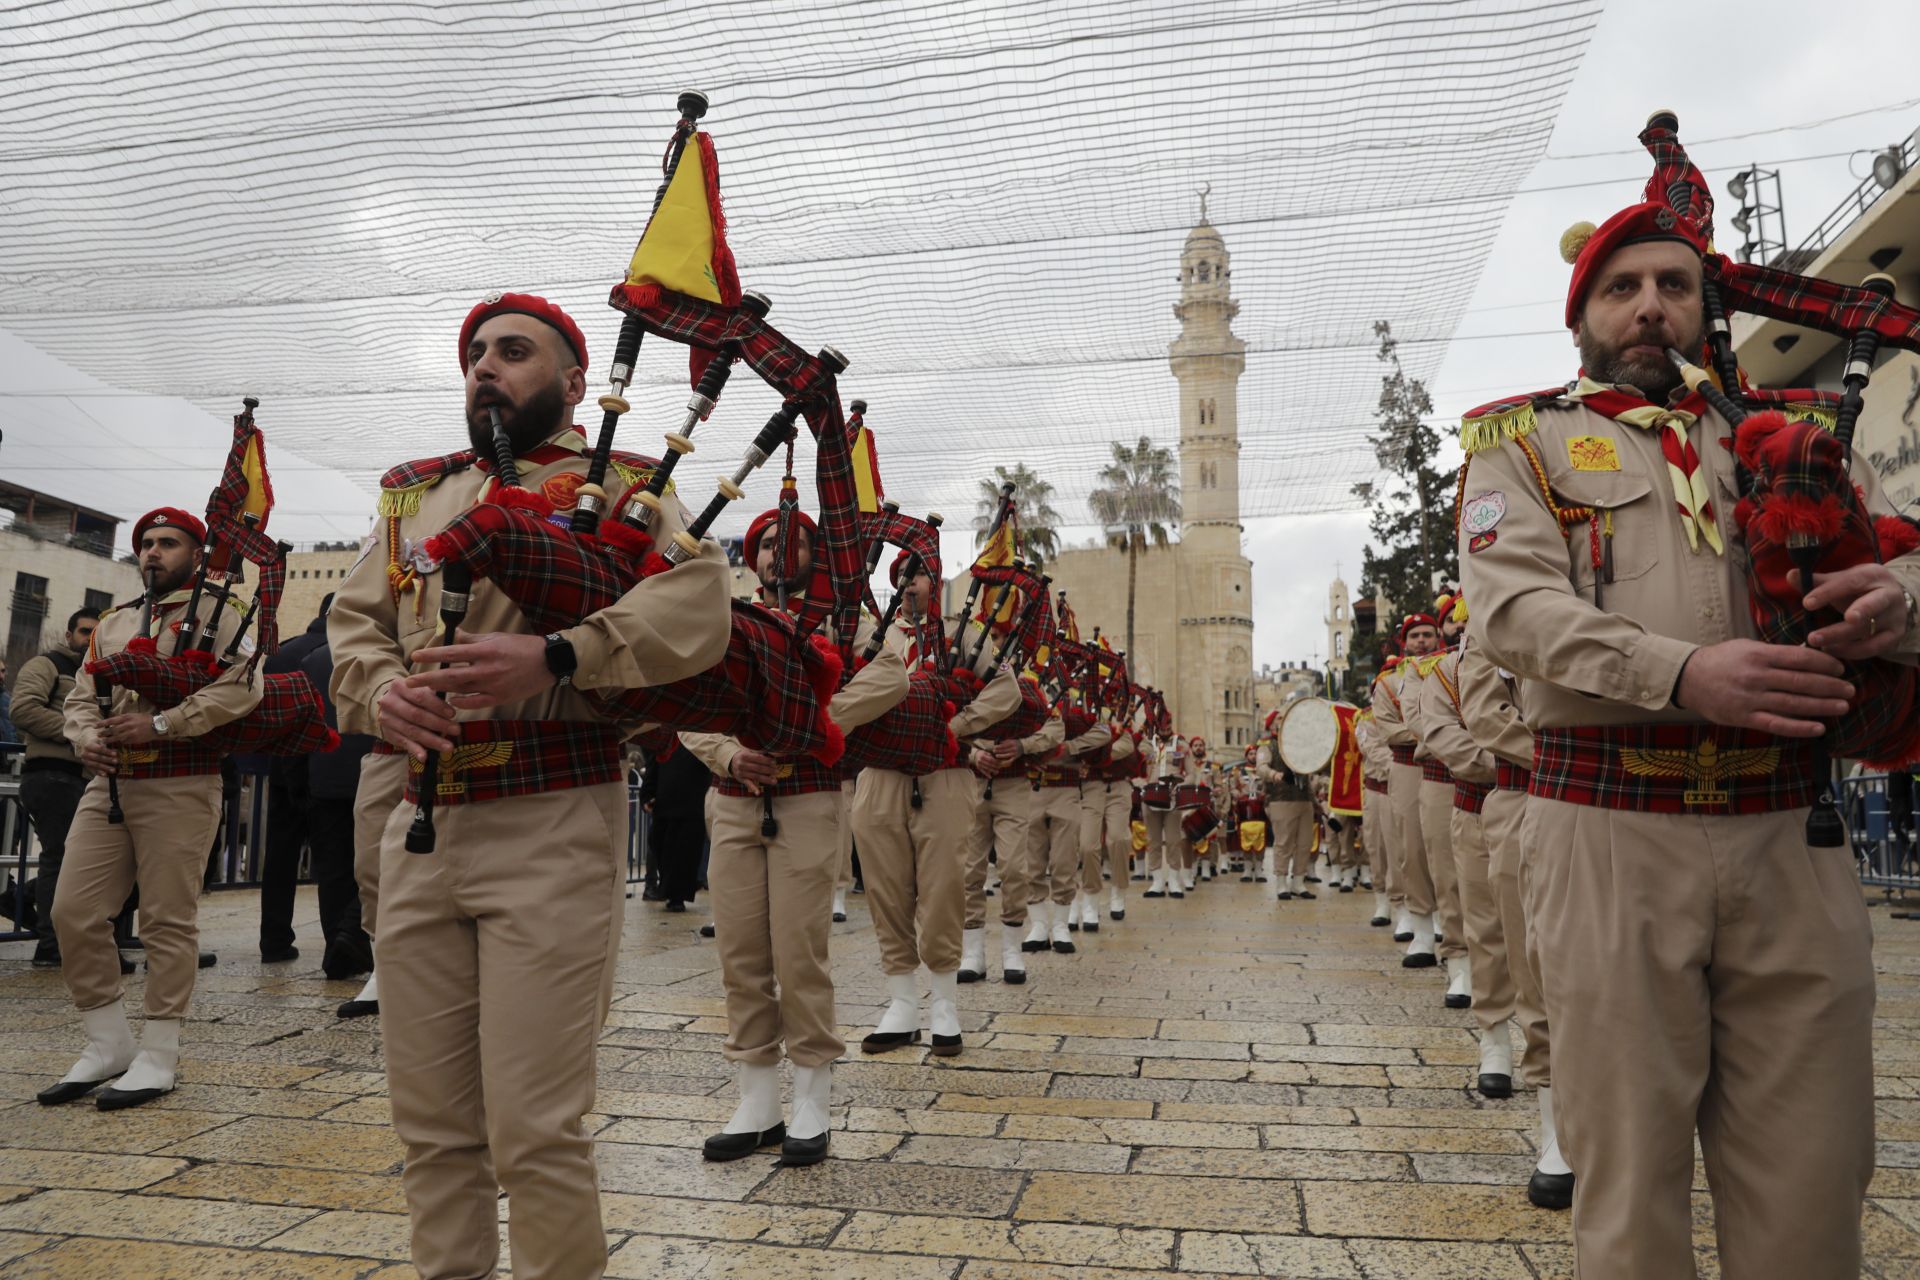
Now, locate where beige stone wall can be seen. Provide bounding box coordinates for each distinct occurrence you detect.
[0,529,144,669]
[279,547,363,638]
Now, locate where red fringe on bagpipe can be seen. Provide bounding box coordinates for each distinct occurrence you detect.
[487,485,555,518]
[1744,491,1848,544]
[696,132,742,310]
[1879,515,1920,561]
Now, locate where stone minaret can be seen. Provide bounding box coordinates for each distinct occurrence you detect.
[1168,197,1255,748]
[1327,573,1353,697]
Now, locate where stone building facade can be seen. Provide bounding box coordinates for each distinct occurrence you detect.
[1041,213,1257,749]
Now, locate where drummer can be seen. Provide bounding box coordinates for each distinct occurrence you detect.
[1235,745,1270,883]
[1178,737,1219,887]
[1140,733,1188,900]
[1257,705,1319,902]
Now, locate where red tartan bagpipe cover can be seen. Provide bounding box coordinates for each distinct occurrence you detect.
[838,665,974,775]
[1731,410,1920,766]
[90,406,337,758]
[988,675,1052,743]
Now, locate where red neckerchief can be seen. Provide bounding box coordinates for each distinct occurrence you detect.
[1569,376,1724,555]
[473,425,587,474]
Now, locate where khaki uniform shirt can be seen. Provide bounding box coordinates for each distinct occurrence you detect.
[886,611,1022,741]
[66,588,262,753]
[1354,711,1391,782]
[1460,386,1920,725]
[1417,644,1496,785]
[1371,667,1417,751]
[1458,642,1532,770]
[329,426,733,741]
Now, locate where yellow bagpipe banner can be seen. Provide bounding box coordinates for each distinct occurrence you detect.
[626,136,727,303]
[852,423,884,516]
[1328,702,1365,817]
[971,517,1020,631]
[1238,820,1267,852]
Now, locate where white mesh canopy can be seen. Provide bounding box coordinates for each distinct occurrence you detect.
[0,0,1603,533]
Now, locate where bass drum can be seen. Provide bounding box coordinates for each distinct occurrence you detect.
[1277,697,1350,776]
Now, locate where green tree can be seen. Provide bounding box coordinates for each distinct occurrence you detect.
[1087,435,1182,662]
[974,463,1063,562]
[1353,320,1456,675]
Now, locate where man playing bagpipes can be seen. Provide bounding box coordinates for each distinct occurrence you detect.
[853,547,1021,1055]
[681,503,907,1167]
[1073,658,1138,927]
[1353,681,1398,929]
[327,294,736,1279]
[1255,708,1317,901]
[1053,632,1130,932]
[1021,675,1114,956]
[37,507,265,1111]
[961,669,1060,985]
[1458,621,1568,1210]
[1140,730,1190,898]
[1371,613,1449,968]
[1460,112,1920,1277]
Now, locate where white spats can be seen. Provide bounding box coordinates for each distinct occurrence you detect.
[1538,1085,1572,1176]
[1404,912,1437,964]
[958,928,986,982]
[1000,923,1027,981]
[724,1063,782,1135]
[874,973,919,1036]
[926,969,961,1039]
[1480,1023,1514,1080]
[61,1004,135,1087]
[1445,955,1473,1006]
[831,888,848,922]
[788,1065,832,1142]
[112,1018,180,1096]
[353,971,379,1005]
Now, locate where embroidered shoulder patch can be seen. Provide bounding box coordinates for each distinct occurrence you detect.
[1460,491,1507,536]
[1567,436,1621,472]
[1468,530,1498,554]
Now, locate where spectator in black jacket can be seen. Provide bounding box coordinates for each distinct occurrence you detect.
[638,737,710,912]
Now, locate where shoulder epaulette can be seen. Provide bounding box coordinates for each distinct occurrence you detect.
[1460,387,1572,456]
[378,451,477,518]
[607,449,663,496]
[1744,387,1840,434]
[1414,652,1448,677]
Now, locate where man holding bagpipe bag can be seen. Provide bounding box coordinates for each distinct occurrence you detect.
[1460,112,1920,1278]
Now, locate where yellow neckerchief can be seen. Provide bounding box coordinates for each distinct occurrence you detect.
[1568,376,1723,556]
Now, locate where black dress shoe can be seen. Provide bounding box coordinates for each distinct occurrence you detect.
[1255,876,1269,883]
[779,1131,830,1167]
[96,1083,171,1111]
[31,942,61,969]
[1370,916,1391,927]
[832,911,847,923]
[37,1075,118,1106]
[1109,909,1124,921]
[1528,1169,1574,1210]
[322,937,374,981]
[1393,931,1414,943]
[1142,889,1164,899]
[929,1034,963,1058]
[1131,873,1146,881]
[1444,992,1471,1010]
[1168,890,1184,900]
[1002,967,1025,985]
[1021,937,1047,953]
[1051,939,1075,955]
[1277,891,1294,901]
[117,955,135,975]
[1297,889,1316,900]
[957,969,982,984]
[1082,921,1098,933]
[1305,875,1321,883]
[665,900,687,913]
[1477,1073,1513,1100]
[703,1122,786,1162]
[1239,875,1253,882]
[198,952,217,969]
[1338,884,1354,894]
[699,924,716,938]
[860,1028,921,1054]
[261,946,299,964]
[1402,952,1438,969]
[336,999,380,1019]
[1066,920,1081,932]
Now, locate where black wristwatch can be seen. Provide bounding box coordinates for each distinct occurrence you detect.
[543,632,578,687]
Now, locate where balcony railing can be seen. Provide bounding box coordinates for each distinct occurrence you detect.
[1790,128,1919,266]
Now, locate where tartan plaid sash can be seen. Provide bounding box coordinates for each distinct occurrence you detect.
[1364,777,1389,795]
[1389,744,1417,766]
[1530,725,1820,815]
[1420,759,1453,785]
[1453,780,1491,814]
[1494,761,1530,792]
[87,650,337,757]
[402,719,622,807]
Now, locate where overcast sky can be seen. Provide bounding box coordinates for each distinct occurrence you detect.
[4,0,1917,665]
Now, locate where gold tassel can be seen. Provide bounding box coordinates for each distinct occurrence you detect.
[1460,402,1538,455]
[377,478,441,518]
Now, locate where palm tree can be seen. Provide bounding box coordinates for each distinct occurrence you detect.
[1088,436,1181,661]
[974,464,1063,562]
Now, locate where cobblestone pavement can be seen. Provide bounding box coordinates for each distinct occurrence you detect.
[5,869,1920,1277]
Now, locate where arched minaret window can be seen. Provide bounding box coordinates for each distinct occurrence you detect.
[1199,397,1215,426]
[1196,262,1210,283]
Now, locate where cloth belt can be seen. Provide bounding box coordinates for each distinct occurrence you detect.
[715,753,842,799]
[1529,725,1820,815]
[1420,758,1454,785]
[1453,780,1491,814]
[402,719,622,806]
[1389,743,1417,766]
[1029,767,1084,789]
[117,740,223,781]
[1494,760,1531,792]
[1363,776,1389,795]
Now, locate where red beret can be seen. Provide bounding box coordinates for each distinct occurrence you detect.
[459,293,589,373]
[131,507,206,554]
[743,508,818,566]
[1397,612,1439,649]
[1562,202,1709,328]
[887,547,933,588]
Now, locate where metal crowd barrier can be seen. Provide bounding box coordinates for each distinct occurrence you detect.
[1846,772,1920,903]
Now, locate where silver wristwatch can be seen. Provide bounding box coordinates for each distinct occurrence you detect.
[151,711,171,738]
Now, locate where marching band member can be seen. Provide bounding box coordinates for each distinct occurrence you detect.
[1255,711,1316,901]
[329,295,735,1277]
[1354,700,1397,927]
[1023,696,1110,953]
[1072,692,1136,928]
[1181,736,1218,886]
[1403,622,1473,1006]
[683,507,906,1168]
[962,680,1058,983]
[1140,733,1188,899]
[1371,616,1445,963]
[40,508,263,1112]
[1461,145,1920,1273]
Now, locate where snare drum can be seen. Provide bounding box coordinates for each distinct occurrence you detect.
[1141,780,1173,809]
[1233,795,1267,823]
[1181,805,1219,842]
[1174,783,1211,810]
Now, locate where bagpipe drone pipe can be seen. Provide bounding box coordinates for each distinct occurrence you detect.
[1642,112,1920,772]
[85,398,338,765]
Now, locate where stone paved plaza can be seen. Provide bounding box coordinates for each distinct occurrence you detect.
[6,873,1920,1278]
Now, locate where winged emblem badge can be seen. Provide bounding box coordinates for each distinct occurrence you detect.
[408,741,515,797]
[1620,738,1778,807]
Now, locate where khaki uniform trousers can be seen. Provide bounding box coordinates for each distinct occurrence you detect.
[52,775,222,1019]
[1364,790,1398,902]
[1449,806,1514,1033]
[1333,819,1365,869]
[1386,764,1435,916]
[1482,787,1548,1086]
[835,778,856,891]
[1417,781,1468,959]
[1269,801,1314,879]
[1141,806,1184,874]
[1524,799,1874,1280]
[377,781,627,1280]
[853,768,969,976]
[1079,780,1131,894]
[964,774,1032,929]
[709,789,844,1069]
[352,751,408,938]
[1027,783,1084,907]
